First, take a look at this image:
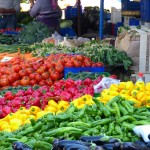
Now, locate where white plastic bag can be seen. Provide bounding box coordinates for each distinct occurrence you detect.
[93,77,120,93]
[133,125,150,143]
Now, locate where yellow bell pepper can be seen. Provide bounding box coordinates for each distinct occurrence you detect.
[110,84,119,91]
[120,90,130,95]
[58,100,69,107]
[48,100,58,107]
[137,92,147,103]
[36,111,47,119]
[57,104,68,112]
[18,114,28,122]
[28,115,36,120]
[45,106,57,112]
[9,119,22,126]
[29,106,41,115]
[146,82,150,91]
[118,82,126,91]
[124,81,134,91]
[131,89,139,98]
[109,91,119,96]
[135,81,145,87]
[1,124,11,131]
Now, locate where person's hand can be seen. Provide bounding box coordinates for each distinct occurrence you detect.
[29,0,35,8]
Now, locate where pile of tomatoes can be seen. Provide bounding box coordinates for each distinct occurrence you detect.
[0,54,103,88]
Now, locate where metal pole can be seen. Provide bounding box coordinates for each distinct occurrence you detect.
[99,0,104,39]
[77,0,81,36]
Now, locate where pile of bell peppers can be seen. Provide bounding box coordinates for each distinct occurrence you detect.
[0,95,150,149]
[99,81,150,107]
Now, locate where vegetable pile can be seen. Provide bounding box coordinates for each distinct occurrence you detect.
[99,81,150,107]
[19,21,54,44]
[32,41,132,70]
[0,95,150,149]
[0,54,103,88]
[0,77,102,118]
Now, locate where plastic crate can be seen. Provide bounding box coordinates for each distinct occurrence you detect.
[141,0,150,22]
[129,18,140,26]
[122,0,140,11]
[60,27,76,37]
[64,67,105,79]
[65,6,79,19]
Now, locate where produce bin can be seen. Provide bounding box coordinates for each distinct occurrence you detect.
[60,27,76,37]
[64,67,105,79]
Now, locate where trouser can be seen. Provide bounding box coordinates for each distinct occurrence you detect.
[36,16,60,31]
[0,14,17,29]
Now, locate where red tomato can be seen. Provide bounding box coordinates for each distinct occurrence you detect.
[65,61,74,67]
[96,62,103,67]
[73,60,82,67]
[50,71,60,81]
[76,55,84,62]
[55,64,64,73]
[26,68,34,75]
[7,75,14,84]
[35,74,43,82]
[42,72,49,79]
[12,73,20,80]
[37,66,46,74]
[46,78,53,86]
[29,73,37,80]
[84,61,92,67]
[48,67,56,75]
[30,79,37,86]
[0,77,9,87]
[19,70,27,78]
[12,80,21,87]
[39,80,46,86]
[13,65,22,73]
[20,76,30,86]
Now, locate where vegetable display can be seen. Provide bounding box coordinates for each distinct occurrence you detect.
[19,21,54,44]
[0,54,103,88]
[0,95,150,149]
[66,71,110,80]
[0,77,102,118]
[32,41,132,70]
[99,81,150,107]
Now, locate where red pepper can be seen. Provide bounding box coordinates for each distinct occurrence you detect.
[2,106,11,117]
[65,79,75,88]
[83,78,93,86]
[60,91,72,101]
[4,91,15,100]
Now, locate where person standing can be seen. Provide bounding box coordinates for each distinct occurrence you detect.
[29,0,62,31]
[0,0,21,29]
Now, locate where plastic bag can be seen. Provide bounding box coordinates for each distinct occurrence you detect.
[93,77,120,93]
[133,125,150,143]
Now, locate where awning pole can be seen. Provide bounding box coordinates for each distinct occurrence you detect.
[99,0,104,39]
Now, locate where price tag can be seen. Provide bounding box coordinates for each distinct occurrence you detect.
[1,56,13,62]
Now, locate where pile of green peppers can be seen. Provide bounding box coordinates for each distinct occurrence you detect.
[0,96,150,150]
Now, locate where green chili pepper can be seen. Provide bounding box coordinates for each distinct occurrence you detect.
[107,122,115,136]
[43,127,82,137]
[132,120,150,125]
[121,101,133,114]
[118,103,128,116]
[118,115,136,123]
[33,121,43,131]
[67,121,91,128]
[92,118,113,127]
[19,126,34,136]
[115,125,123,136]
[112,102,120,121]
[122,122,136,131]
[105,105,116,114]
[132,115,148,120]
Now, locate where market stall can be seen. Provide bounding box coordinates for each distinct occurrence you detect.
[0,1,150,150]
